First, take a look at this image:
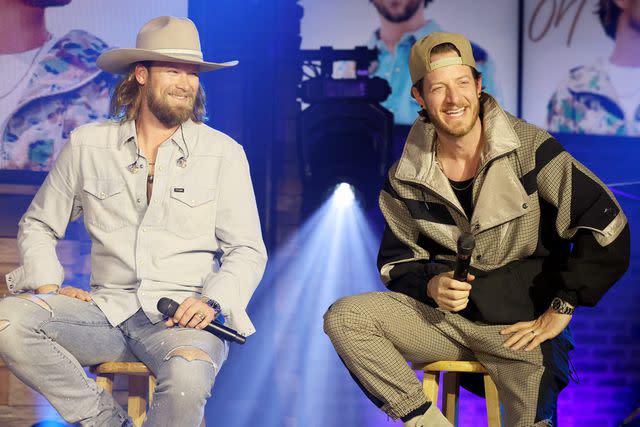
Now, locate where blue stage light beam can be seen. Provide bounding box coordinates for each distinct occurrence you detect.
[208,184,405,426]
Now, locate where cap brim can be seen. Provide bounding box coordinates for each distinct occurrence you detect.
[96,48,238,74]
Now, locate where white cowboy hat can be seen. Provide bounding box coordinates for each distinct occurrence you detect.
[96,16,238,74]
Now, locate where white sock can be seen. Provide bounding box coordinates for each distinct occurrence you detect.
[403,404,453,427]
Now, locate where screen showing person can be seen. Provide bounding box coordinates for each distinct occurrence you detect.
[546,0,640,136]
[300,0,517,126]
[365,0,501,125]
[0,0,115,171]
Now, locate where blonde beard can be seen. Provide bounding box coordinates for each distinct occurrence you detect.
[427,101,480,138]
[145,86,195,128]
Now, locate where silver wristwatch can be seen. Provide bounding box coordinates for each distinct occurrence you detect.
[550,297,574,315]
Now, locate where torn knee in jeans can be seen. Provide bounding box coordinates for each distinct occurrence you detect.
[16,294,52,313]
[0,320,10,332]
[164,346,213,364]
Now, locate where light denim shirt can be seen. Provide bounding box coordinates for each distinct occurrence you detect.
[369,20,501,125]
[5,119,267,336]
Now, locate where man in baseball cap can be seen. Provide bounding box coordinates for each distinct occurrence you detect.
[325,32,629,426]
[0,16,267,426]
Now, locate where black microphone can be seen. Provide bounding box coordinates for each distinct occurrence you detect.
[157,297,246,345]
[453,232,475,281]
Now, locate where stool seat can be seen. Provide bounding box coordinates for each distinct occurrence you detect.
[91,362,151,375]
[413,360,488,373]
[413,360,502,427]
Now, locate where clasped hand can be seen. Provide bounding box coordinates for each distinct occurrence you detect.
[427,273,572,351]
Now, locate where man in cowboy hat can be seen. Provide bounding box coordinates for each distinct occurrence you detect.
[0,16,267,426]
[324,32,629,426]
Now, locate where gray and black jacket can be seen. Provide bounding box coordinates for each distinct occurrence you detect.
[378,95,630,324]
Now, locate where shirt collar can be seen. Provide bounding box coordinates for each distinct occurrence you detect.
[117,118,195,156]
[118,119,136,147]
[367,19,442,51]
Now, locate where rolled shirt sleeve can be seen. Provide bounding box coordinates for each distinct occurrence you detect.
[202,144,267,336]
[6,136,81,293]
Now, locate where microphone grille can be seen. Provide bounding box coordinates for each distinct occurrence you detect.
[457,232,476,254]
[157,297,179,317]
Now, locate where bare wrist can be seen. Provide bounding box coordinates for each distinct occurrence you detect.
[35,284,59,294]
[426,276,437,299]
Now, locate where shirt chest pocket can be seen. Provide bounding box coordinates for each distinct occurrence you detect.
[166,185,216,239]
[82,178,128,232]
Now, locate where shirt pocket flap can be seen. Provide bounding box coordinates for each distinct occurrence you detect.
[170,186,215,207]
[83,178,125,200]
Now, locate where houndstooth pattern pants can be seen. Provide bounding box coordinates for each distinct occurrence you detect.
[324,291,570,426]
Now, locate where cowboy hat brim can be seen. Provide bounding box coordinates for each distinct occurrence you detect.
[97,48,239,74]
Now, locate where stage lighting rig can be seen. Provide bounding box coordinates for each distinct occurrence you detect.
[298,46,393,216]
[299,46,390,104]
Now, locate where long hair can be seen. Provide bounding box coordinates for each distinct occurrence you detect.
[109,62,207,123]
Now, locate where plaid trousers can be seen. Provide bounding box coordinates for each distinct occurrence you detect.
[324,291,571,426]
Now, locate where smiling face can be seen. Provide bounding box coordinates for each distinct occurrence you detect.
[139,61,200,127]
[412,50,482,138]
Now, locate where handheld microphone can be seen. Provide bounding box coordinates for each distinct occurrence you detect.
[157,297,246,345]
[453,232,475,281]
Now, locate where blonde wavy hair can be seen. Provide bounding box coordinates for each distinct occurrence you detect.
[109,62,206,123]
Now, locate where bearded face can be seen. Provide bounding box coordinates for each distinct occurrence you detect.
[370,0,424,23]
[143,63,199,128]
[419,52,482,139]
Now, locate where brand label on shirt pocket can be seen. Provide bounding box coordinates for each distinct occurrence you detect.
[170,186,215,208]
[167,185,216,238]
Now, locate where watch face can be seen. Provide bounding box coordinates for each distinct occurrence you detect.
[551,298,561,310]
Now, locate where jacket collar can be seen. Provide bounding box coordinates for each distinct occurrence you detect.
[394,94,528,226]
[395,94,519,186]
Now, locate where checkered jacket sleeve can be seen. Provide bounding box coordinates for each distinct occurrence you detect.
[533,131,630,307]
[377,175,450,306]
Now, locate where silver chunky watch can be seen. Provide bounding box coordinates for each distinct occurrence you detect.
[550,297,575,315]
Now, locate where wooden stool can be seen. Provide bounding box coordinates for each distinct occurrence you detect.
[412,361,502,427]
[90,362,205,427]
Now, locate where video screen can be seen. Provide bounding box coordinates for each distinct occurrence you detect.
[0,0,187,172]
[300,0,520,126]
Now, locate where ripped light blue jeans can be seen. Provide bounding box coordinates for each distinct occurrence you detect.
[0,293,228,427]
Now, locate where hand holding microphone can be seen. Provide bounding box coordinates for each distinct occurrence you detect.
[158,297,246,344]
[427,232,476,312]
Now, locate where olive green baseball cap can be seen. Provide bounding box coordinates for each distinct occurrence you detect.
[409,32,477,85]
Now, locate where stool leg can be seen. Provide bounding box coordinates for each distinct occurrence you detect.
[128,375,148,427]
[95,373,114,395]
[148,375,156,406]
[442,372,460,426]
[422,371,440,405]
[483,373,502,427]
